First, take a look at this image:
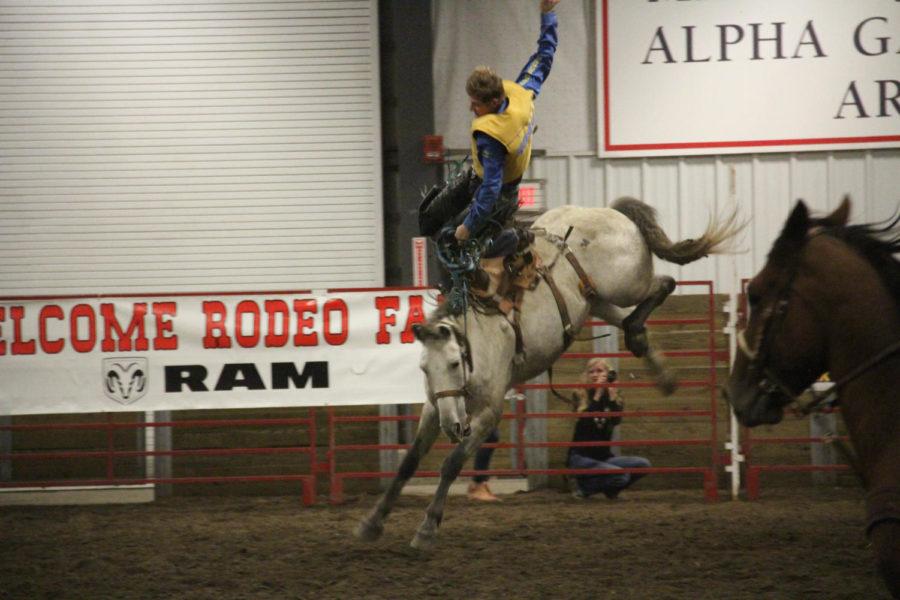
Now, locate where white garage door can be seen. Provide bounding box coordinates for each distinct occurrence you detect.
[0,0,382,295]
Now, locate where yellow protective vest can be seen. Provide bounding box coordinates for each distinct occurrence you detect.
[470,80,535,183]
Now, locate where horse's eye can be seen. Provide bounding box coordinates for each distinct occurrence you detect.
[449,361,461,370]
[747,291,761,306]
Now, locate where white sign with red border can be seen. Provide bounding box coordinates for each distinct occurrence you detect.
[598,0,900,157]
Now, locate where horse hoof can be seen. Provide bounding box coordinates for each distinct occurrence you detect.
[658,372,678,396]
[354,518,384,542]
[410,530,436,552]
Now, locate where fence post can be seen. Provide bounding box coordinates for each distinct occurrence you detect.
[153,411,173,498]
[327,408,344,504]
[378,404,400,489]
[307,407,318,502]
[137,412,148,481]
[724,291,743,500]
[0,416,10,482]
[809,410,838,485]
[518,385,546,490]
[706,282,720,496]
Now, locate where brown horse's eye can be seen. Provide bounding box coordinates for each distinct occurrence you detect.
[748,291,761,306]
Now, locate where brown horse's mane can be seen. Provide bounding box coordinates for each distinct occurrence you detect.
[816,212,900,308]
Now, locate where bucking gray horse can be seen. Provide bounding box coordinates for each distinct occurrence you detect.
[356,197,741,550]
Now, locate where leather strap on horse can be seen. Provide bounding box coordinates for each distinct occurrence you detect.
[563,248,599,299]
[540,266,575,348]
[511,287,525,355]
[432,388,468,401]
[429,320,474,402]
[546,365,576,407]
[799,338,900,415]
[538,231,600,349]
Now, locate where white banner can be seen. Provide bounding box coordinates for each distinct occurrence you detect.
[0,289,437,415]
[598,0,900,157]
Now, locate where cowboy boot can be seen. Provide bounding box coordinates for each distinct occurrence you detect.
[482,228,520,259]
[418,168,477,237]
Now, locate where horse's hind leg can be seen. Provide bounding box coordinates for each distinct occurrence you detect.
[621,275,676,358]
[410,407,499,551]
[592,291,678,396]
[355,402,440,542]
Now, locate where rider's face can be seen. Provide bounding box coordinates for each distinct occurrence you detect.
[469,96,501,117]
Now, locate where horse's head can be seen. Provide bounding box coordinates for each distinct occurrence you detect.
[412,320,474,442]
[726,199,850,426]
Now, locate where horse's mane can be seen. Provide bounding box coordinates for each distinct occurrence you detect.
[818,212,900,306]
[426,295,497,325]
[428,300,458,324]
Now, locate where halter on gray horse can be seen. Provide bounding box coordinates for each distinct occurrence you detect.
[356,197,741,550]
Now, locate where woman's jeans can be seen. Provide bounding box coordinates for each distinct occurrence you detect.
[472,428,500,484]
[568,453,651,497]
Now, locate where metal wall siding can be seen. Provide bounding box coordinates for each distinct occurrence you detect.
[527,150,900,294]
[0,0,382,294]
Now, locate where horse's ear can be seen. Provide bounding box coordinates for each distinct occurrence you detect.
[820,196,851,227]
[782,200,811,243]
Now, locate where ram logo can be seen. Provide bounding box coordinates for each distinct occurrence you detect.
[103,358,148,405]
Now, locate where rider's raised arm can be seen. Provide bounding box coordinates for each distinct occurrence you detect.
[516,2,559,99]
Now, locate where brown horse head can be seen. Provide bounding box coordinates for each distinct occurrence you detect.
[728,194,900,598]
[726,199,849,426]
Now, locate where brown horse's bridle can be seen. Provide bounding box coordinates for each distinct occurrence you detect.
[735,254,805,405]
[736,232,900,413]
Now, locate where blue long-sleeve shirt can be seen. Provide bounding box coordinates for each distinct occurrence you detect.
[463,10,559,234]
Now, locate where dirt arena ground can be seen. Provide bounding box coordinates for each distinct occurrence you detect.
[1,487,889,600]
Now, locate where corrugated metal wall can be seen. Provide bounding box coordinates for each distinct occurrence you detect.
[0,0,383,295]
[525,149,900,295]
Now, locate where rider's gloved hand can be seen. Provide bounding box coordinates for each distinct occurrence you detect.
[439,226,458,246]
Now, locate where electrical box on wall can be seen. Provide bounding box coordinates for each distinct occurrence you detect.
[516,179,547,224]
[422,135,445,164]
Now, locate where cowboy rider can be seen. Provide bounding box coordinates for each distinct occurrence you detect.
[420,0,560,263]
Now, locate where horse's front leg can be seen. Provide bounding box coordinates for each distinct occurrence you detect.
[870,521,900,598]
[410,406,500,551]
[355,401,440,542]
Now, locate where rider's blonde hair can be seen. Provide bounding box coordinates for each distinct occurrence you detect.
[466,66,505,104]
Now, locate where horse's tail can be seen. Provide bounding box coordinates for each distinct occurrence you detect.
[611,196,743,265]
